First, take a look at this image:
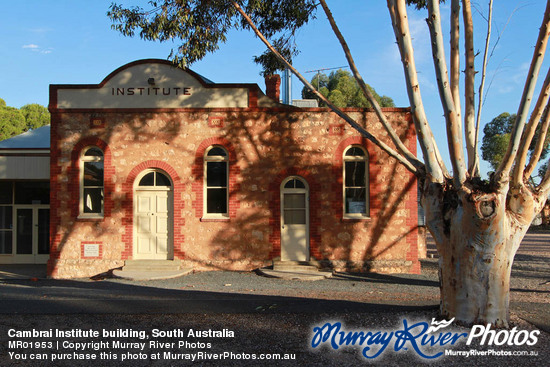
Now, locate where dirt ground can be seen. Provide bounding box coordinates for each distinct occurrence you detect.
[0,232,548,366]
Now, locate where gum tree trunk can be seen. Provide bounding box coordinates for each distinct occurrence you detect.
[423,183,540,327]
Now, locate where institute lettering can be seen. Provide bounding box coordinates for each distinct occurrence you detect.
[111,87,192,96]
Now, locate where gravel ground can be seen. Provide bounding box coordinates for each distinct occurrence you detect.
[0,234,548,366]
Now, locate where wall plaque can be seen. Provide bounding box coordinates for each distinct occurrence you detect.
[82,243,101,258]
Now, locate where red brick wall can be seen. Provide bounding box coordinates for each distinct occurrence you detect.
[48,107,419,277]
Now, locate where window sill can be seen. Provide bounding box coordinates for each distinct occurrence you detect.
[200,216,230,222]
[77,214,104,221]
[342,215,371,222]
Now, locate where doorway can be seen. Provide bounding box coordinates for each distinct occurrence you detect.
[12,207,50,264]
[133,170,173,260]
[0,181,50,264]
[280,176,309,261]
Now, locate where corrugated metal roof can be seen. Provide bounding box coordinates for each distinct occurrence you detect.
[0,125,50,149]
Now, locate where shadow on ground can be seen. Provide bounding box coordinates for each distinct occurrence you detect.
[0,276,438,315]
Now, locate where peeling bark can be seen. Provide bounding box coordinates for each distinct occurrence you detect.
[426,186,520,327]
[422,178,548,327]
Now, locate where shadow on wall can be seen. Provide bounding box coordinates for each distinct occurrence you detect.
[189,110,418,272]
[49,112,188,277]
[50,86,418,276]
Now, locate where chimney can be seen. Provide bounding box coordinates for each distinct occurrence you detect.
[265,74,281,101]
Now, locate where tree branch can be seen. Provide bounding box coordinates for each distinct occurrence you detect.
[318,0,424,171]
[230,0,419,175]
[537,157,550,195]
[427,0,467,186]
[450,0,461,121]
[387,0,448,183]
[462,0,478,177]
[495,1,550,187]
[472,0,493,178]
[513,67,550,186]
[527,100,550,180]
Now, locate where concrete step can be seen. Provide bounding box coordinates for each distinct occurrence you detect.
[113,260,192,280]
[258,267,332,281]
[121,260,182,272]
[273,260,319,272]
[113,268,193,281]
[259,261,333,280]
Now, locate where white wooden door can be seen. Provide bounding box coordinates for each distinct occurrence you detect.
[134,190,171,259]
[3,206,50,264]
[281,178,309,261]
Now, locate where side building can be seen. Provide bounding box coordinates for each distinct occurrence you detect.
[0,125,50,264]
[46,59,420,278]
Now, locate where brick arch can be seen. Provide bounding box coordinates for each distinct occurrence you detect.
[333,136,370,165]
[191,137,241,219]
[69,137,113,218]
[121,161,185,260]
[124,160,181,186]
[268,167,322,260]
[331,137,373,219]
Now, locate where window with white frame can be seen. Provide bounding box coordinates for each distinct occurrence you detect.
[343,146,369,217]
[80,146,104,216]
[204,146,228,216]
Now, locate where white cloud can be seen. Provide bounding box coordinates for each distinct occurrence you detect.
[22,44,53,54]
[408,14,432,65]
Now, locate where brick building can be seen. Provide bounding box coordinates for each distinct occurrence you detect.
[44,59,419,278]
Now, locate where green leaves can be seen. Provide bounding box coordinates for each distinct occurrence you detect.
[107,0,317,71]
[481,112,550,176]
[252,37,297,76]
[108,0,234,67]
[0,102,49,141]
[405,0,447,10]
[0,107,25,141]
[20,104,50,130]
[481,113,515,171]
[302,69,395,108]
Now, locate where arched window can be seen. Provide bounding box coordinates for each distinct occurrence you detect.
[343,146,369,217]
[138,171,172,187]
[204,146,228,216]
[80,146,104,216]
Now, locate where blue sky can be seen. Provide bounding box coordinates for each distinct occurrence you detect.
[1,1,548,177]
